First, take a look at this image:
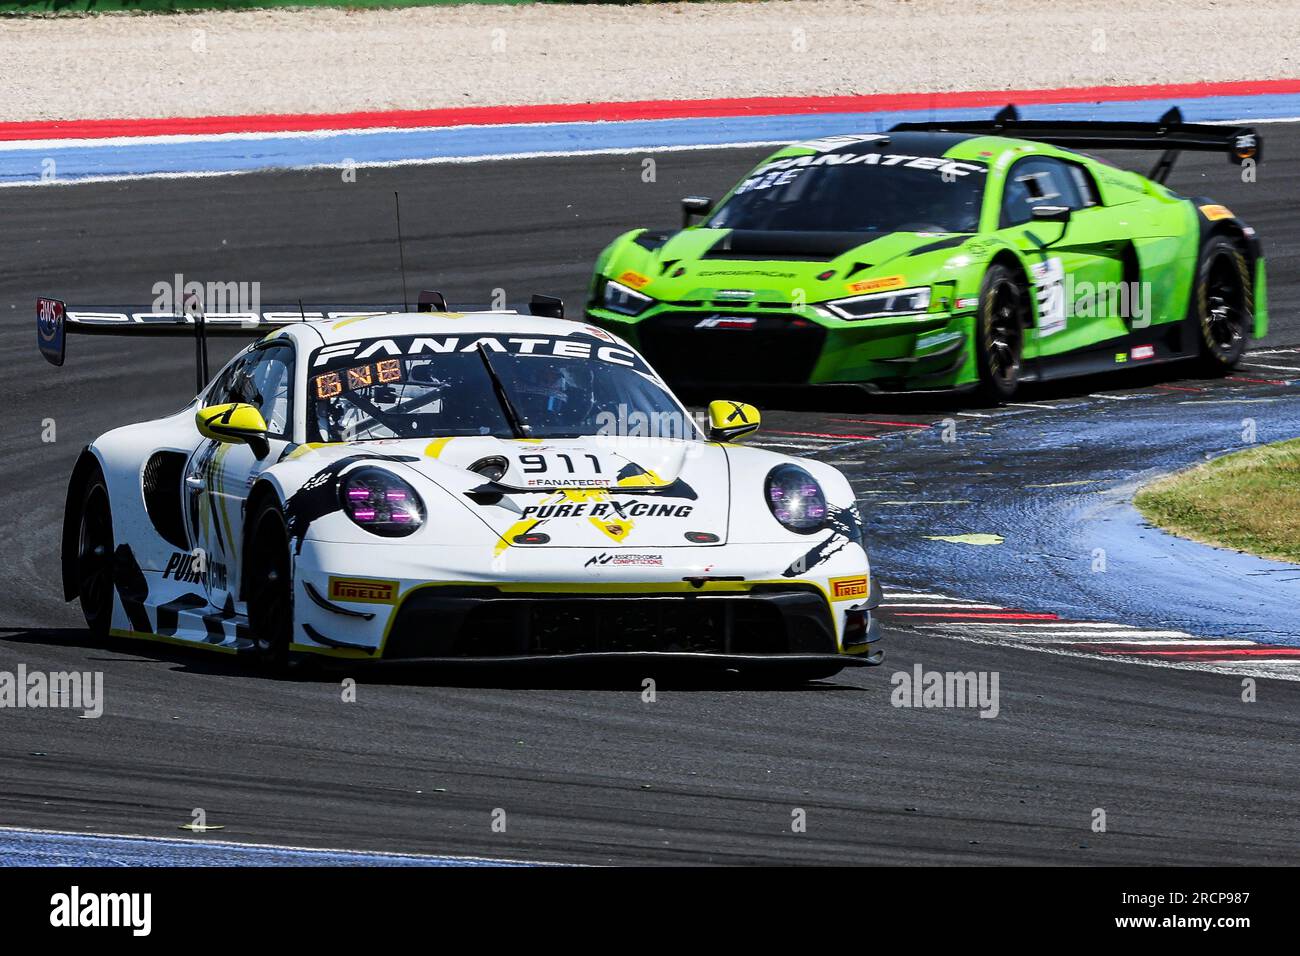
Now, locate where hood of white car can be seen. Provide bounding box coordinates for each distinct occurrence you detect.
[297,435,731,548]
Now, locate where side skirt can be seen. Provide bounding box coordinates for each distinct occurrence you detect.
[1031,317,1201,383]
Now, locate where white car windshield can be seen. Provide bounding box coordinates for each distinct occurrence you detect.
[306,332,692,442]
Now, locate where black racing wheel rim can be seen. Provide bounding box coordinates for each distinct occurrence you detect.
[985,277,1024,390]
[78,485,114,624]
[1204,252,1247,355]
[248,512,292,661]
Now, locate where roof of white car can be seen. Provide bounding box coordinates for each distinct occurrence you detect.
[283,310,609,346]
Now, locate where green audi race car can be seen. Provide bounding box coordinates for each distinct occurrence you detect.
[586,107,1266,401]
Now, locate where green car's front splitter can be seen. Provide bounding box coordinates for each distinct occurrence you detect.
[587,306,981,392]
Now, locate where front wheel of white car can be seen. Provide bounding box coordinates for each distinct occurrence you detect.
[246,497,296,676]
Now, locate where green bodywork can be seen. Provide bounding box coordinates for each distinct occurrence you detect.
[586,135,1267,391]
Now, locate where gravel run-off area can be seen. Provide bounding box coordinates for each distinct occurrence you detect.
[0,0,1297,122]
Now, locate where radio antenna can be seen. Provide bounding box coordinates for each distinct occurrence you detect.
[393,190,410,312]
[298,298,306,322]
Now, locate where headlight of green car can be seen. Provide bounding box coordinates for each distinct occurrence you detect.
[821,286,931,321]
[601,278,655,316]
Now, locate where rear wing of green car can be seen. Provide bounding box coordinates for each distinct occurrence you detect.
[892,105,1260,183]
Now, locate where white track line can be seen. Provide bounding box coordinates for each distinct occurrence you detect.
[1178,398,1277,404]
[927,631,1300,680]
[881,592,961,601]
[0,824,548,866]
[914,626,1198,639]
[0,139,799,190]
[1034,639,1260,646]
[1238,362,1300,372]
[922,621,1167,629]
[885,603,1002,609]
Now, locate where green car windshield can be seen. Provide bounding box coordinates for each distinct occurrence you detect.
[707,157,988,234]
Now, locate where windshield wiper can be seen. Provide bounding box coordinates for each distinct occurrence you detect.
[476,343,531,439]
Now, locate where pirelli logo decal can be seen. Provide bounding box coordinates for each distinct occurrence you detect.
[328,577,399,605]
[846,274,905,294]
[830,576,869,600]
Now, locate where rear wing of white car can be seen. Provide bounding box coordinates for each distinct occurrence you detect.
[36,291,567,391]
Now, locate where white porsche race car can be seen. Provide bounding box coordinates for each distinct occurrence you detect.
[39,295,882,680]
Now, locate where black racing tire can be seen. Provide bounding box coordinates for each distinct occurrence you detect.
[76,469,116,639]
[245,496,297,676]
[974,263,1029,403]
[1192,235,1253,374]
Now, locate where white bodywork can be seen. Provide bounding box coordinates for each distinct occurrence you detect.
[75,312,878,664]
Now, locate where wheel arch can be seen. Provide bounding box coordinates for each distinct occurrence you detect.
[1191,197,1261,269]
[61,447,107,601]
[239,478,286,603]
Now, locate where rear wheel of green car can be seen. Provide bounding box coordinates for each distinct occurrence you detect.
[1193,235,1252,374]
[975,264,1029,402]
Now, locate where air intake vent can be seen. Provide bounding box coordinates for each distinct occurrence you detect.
[142,451,189,550]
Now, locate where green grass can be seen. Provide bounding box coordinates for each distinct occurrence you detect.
[1134,438,1300,564]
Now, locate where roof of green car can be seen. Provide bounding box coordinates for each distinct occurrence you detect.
[760,129,1101,170]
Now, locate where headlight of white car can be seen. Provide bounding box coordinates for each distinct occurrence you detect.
[764,464,828,534]
[602,278,654,316]
[339,466,425,537]
[823,286,931,320]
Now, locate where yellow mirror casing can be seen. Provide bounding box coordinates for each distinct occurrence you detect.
[196,403,270,456]
[707,400,761,442]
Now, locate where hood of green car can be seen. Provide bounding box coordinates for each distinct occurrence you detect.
[609,226,971,306]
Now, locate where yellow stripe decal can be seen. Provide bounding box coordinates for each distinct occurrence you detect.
[424,437,455,459]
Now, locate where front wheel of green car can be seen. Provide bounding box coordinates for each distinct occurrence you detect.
[1193,235,1252,374]
[974,264,1029,403]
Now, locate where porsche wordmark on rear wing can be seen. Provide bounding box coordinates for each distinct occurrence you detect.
[36,291,568,391]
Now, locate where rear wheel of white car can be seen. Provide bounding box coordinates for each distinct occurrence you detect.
[77,471,115,639]
[246,498,295,675]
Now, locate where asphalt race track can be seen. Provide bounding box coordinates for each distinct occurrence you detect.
[1,125,1299,865]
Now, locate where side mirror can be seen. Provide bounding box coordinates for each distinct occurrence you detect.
[196,402,270,458]
[681,195,713,228]
[1030,204,1071,223]
[707,400,761,442]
